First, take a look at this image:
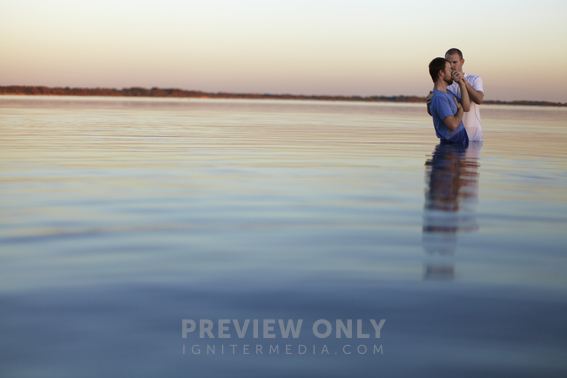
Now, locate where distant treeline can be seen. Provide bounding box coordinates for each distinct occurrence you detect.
[1,85,565,107]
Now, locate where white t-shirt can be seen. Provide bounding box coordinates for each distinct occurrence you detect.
[447,73,484,142]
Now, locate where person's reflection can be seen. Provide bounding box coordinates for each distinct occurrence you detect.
[422,142,481,280]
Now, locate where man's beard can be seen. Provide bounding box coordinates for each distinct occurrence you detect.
[444,77,454,85]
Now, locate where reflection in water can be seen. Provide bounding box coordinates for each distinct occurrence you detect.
[422,142,482,280]
[2,98,567,376]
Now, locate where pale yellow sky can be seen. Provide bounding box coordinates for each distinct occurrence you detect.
[1,0,566,102]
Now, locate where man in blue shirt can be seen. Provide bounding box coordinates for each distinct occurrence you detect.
[427,57,471,145]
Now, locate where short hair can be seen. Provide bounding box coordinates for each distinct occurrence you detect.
[429,57,449,82]
[445,48,463,59]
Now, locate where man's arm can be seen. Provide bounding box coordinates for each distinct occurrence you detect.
[453,72,471,111]
[442,98,464,131]
[465,79,484,105]
[458,79,471,111]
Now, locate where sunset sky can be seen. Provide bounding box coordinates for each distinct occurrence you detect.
[1,0,566,102]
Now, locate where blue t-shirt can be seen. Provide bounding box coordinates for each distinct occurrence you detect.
[429,90,469,145]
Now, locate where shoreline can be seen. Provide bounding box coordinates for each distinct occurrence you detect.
[1,86,565,107]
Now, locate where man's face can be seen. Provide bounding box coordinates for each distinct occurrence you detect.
[445,53,464,72]
[442,61,453,85]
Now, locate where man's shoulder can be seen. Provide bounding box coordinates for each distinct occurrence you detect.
[430,91,453,116]
[464,73,483,82]
[464,73,484,92]
[432,90,453,102]
[432,89,451,97]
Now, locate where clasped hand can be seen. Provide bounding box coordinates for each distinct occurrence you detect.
[452,71,465,84]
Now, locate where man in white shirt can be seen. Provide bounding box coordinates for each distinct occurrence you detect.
[444,48,484,142]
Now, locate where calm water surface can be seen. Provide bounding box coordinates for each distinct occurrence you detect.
[1,96,567,377]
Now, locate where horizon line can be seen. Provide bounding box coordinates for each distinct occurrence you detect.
[1,85,565,107]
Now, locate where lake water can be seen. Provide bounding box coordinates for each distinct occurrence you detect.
[1,96,566,377]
